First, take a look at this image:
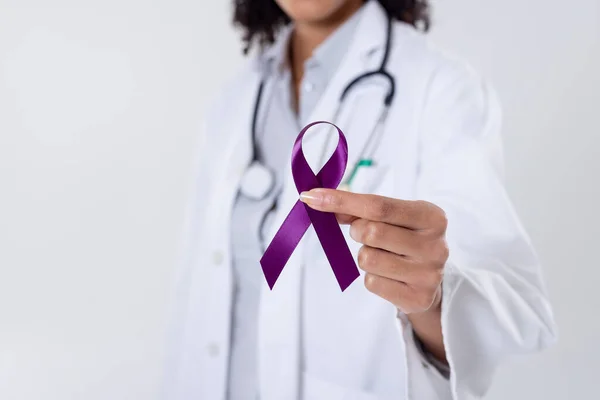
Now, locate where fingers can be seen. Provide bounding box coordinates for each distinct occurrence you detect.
[349,219,449,265]
[300,188,444,230]
[335,213,358,224]
[298,188,447,314]
[349,219,424,258]
[357,246,442,288]
[363,273,440,314]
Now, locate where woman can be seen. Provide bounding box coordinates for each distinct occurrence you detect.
[164,0,557,399]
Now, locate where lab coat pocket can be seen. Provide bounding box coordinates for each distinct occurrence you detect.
[345,164,390,195]
[302,372,380,400]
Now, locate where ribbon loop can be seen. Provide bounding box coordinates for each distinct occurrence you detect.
[260,121,360,291]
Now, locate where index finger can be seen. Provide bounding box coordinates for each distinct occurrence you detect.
[299,188,431,229]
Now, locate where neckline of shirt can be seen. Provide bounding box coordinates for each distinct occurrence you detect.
[265,4,365,82]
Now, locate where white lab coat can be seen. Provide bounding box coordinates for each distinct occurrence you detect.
[162,2,557,399]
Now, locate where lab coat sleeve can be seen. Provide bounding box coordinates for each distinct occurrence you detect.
[405,61,558,399]
[161,73,241,397]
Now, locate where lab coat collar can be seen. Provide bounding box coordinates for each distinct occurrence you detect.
[261,25,293,76]
[348,0,390,62]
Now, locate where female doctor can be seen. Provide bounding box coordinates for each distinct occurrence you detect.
[163,0,557,399]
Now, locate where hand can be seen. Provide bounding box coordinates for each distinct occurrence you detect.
[300,188,448,314]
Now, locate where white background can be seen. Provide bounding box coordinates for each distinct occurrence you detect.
[1,0,598,399]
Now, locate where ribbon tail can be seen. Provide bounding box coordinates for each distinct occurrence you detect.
[305,205,360,291]
[260,201,311,289]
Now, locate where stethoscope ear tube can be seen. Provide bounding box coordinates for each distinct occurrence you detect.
[250,80,266,161]
[381,70,395,106]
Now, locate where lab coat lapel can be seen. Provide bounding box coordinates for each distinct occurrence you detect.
[219,79,257,193]
[206,64,260,239]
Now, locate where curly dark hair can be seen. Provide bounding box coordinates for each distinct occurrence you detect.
[233,0,430,54]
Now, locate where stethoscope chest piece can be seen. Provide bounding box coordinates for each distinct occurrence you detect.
[239,160,275,201]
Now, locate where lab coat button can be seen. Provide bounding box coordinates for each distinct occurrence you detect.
[212,251,223,265]
[207,342,220,357]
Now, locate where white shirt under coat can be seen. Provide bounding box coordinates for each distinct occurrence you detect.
[163,1,557,399]
[228,8,362,400]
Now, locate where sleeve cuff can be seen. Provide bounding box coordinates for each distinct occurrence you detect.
[397,309,453,399]
[412,330,451,380]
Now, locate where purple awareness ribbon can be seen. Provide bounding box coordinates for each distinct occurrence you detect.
[260,121,360,292]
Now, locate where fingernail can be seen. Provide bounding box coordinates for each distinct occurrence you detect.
[299,190,323,206]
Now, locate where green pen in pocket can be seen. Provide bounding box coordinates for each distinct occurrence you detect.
[340,159,373,191]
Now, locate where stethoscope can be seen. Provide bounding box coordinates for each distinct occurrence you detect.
[239,12,396,240]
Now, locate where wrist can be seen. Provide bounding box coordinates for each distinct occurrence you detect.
[406,286,446,363]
